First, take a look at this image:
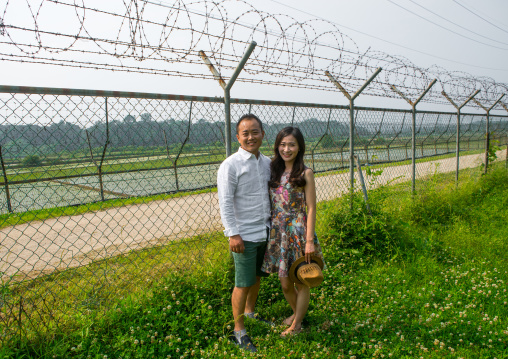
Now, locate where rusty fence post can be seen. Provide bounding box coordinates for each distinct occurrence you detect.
[325,67,382,207]
[353,155,372,216]
[311,108,333,172]
[473,94,505,174]
[173,101,193,191]
[442,89,480,185]
[0,145,13,213]
[162,129,178,191]
[200,41,257,157]
[86,98,110,202]
[390,79,437,194]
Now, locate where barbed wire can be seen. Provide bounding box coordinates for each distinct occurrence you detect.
[0,0,507,106]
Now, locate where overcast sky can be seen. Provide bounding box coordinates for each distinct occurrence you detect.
[1,0,508,112]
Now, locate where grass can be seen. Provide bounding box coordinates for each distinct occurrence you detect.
[1,160,507,358]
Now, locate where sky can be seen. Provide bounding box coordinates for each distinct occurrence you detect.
[1,0,508,113]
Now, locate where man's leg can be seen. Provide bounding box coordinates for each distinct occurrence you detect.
[244,276,261,314]
[232,285,252,331]
[231,241,258,331]
[245,238,269,315]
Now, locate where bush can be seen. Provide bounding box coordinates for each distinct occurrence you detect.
[320,193,400,259]
[21,154,43,167]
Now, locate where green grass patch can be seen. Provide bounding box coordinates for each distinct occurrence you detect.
[0,232,227,351]
[2,161,507,358]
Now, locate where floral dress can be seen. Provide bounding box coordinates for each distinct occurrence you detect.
[261,170,325,277]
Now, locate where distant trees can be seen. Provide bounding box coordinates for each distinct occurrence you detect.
[8,111,489,160]
[140,113,151,122]
[124,114,136,123]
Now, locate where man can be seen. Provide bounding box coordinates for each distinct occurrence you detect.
[217,114,272,352]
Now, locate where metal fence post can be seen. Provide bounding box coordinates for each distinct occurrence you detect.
[325,67,382,205]
[364,111,384,164]
[291,106,297,126]
[353,155,372,216]
[501,103,508,169]
[199,42,257,157]
[442,89,480,185]
[0,145,13,213]
[85,99,110,202]
[162,129,178,191]
[473,94,505,174]
[311,108,333,172]
[390,79,437,194]
[173,101,193,191]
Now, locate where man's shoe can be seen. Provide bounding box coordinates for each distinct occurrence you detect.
[229,334,257,352]
[253,313,275,327]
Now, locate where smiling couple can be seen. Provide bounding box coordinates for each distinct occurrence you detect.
[217,114,325,352]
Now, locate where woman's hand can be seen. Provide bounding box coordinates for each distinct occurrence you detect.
[305,240,315,263]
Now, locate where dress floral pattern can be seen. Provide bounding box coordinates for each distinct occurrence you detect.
[261,170,325,277]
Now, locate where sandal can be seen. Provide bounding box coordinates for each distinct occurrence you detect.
[281,326,302,337]
[283,314,295,326]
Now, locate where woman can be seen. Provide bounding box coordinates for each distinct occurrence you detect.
[261,126,325,336]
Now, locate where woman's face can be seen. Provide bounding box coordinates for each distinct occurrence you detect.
[278,134,299,164]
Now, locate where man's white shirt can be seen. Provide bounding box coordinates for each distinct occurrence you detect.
[217,147,271,242]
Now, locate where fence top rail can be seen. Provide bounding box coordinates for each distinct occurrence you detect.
[0,85,225,104]
[1,85,507,119]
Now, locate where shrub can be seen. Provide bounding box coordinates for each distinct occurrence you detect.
[320,193,400,259]
[21,154,43,167]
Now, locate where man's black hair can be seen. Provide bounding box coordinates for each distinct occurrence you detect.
[236,114,263,134]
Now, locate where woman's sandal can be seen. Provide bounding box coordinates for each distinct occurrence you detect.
[280,327,303,337]
[283,315,295,326]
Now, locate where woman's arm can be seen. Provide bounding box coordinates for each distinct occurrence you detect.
[303,168,316,263]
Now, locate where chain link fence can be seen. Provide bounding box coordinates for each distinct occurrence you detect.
[1,85,507,344]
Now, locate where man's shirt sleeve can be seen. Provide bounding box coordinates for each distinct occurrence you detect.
[217,160,239,237]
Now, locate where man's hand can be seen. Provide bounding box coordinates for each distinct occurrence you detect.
[229,235,245,253]
[305,241,315,263]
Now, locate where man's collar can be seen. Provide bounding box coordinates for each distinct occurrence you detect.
[238,146,261,159]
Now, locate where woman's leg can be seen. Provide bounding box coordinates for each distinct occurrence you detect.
[282,283,309,335]
[279,276,297,325]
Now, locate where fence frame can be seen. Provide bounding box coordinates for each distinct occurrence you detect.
[390,79,437,194]
[1,84,507,214]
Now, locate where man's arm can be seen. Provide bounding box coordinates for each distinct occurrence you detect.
[217,161,245,253]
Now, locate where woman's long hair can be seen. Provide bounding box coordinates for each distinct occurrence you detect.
[269,127,307,188]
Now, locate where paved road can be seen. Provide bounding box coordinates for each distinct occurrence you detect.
[1,151,505,279]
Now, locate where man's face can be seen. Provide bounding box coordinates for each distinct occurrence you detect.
[236,118,264,155]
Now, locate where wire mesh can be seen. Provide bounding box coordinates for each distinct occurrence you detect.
[0,86,507,345]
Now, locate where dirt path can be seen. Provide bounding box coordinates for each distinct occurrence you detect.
[1,151,505,279]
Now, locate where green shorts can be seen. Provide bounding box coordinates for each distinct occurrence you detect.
[232,239,269,288]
